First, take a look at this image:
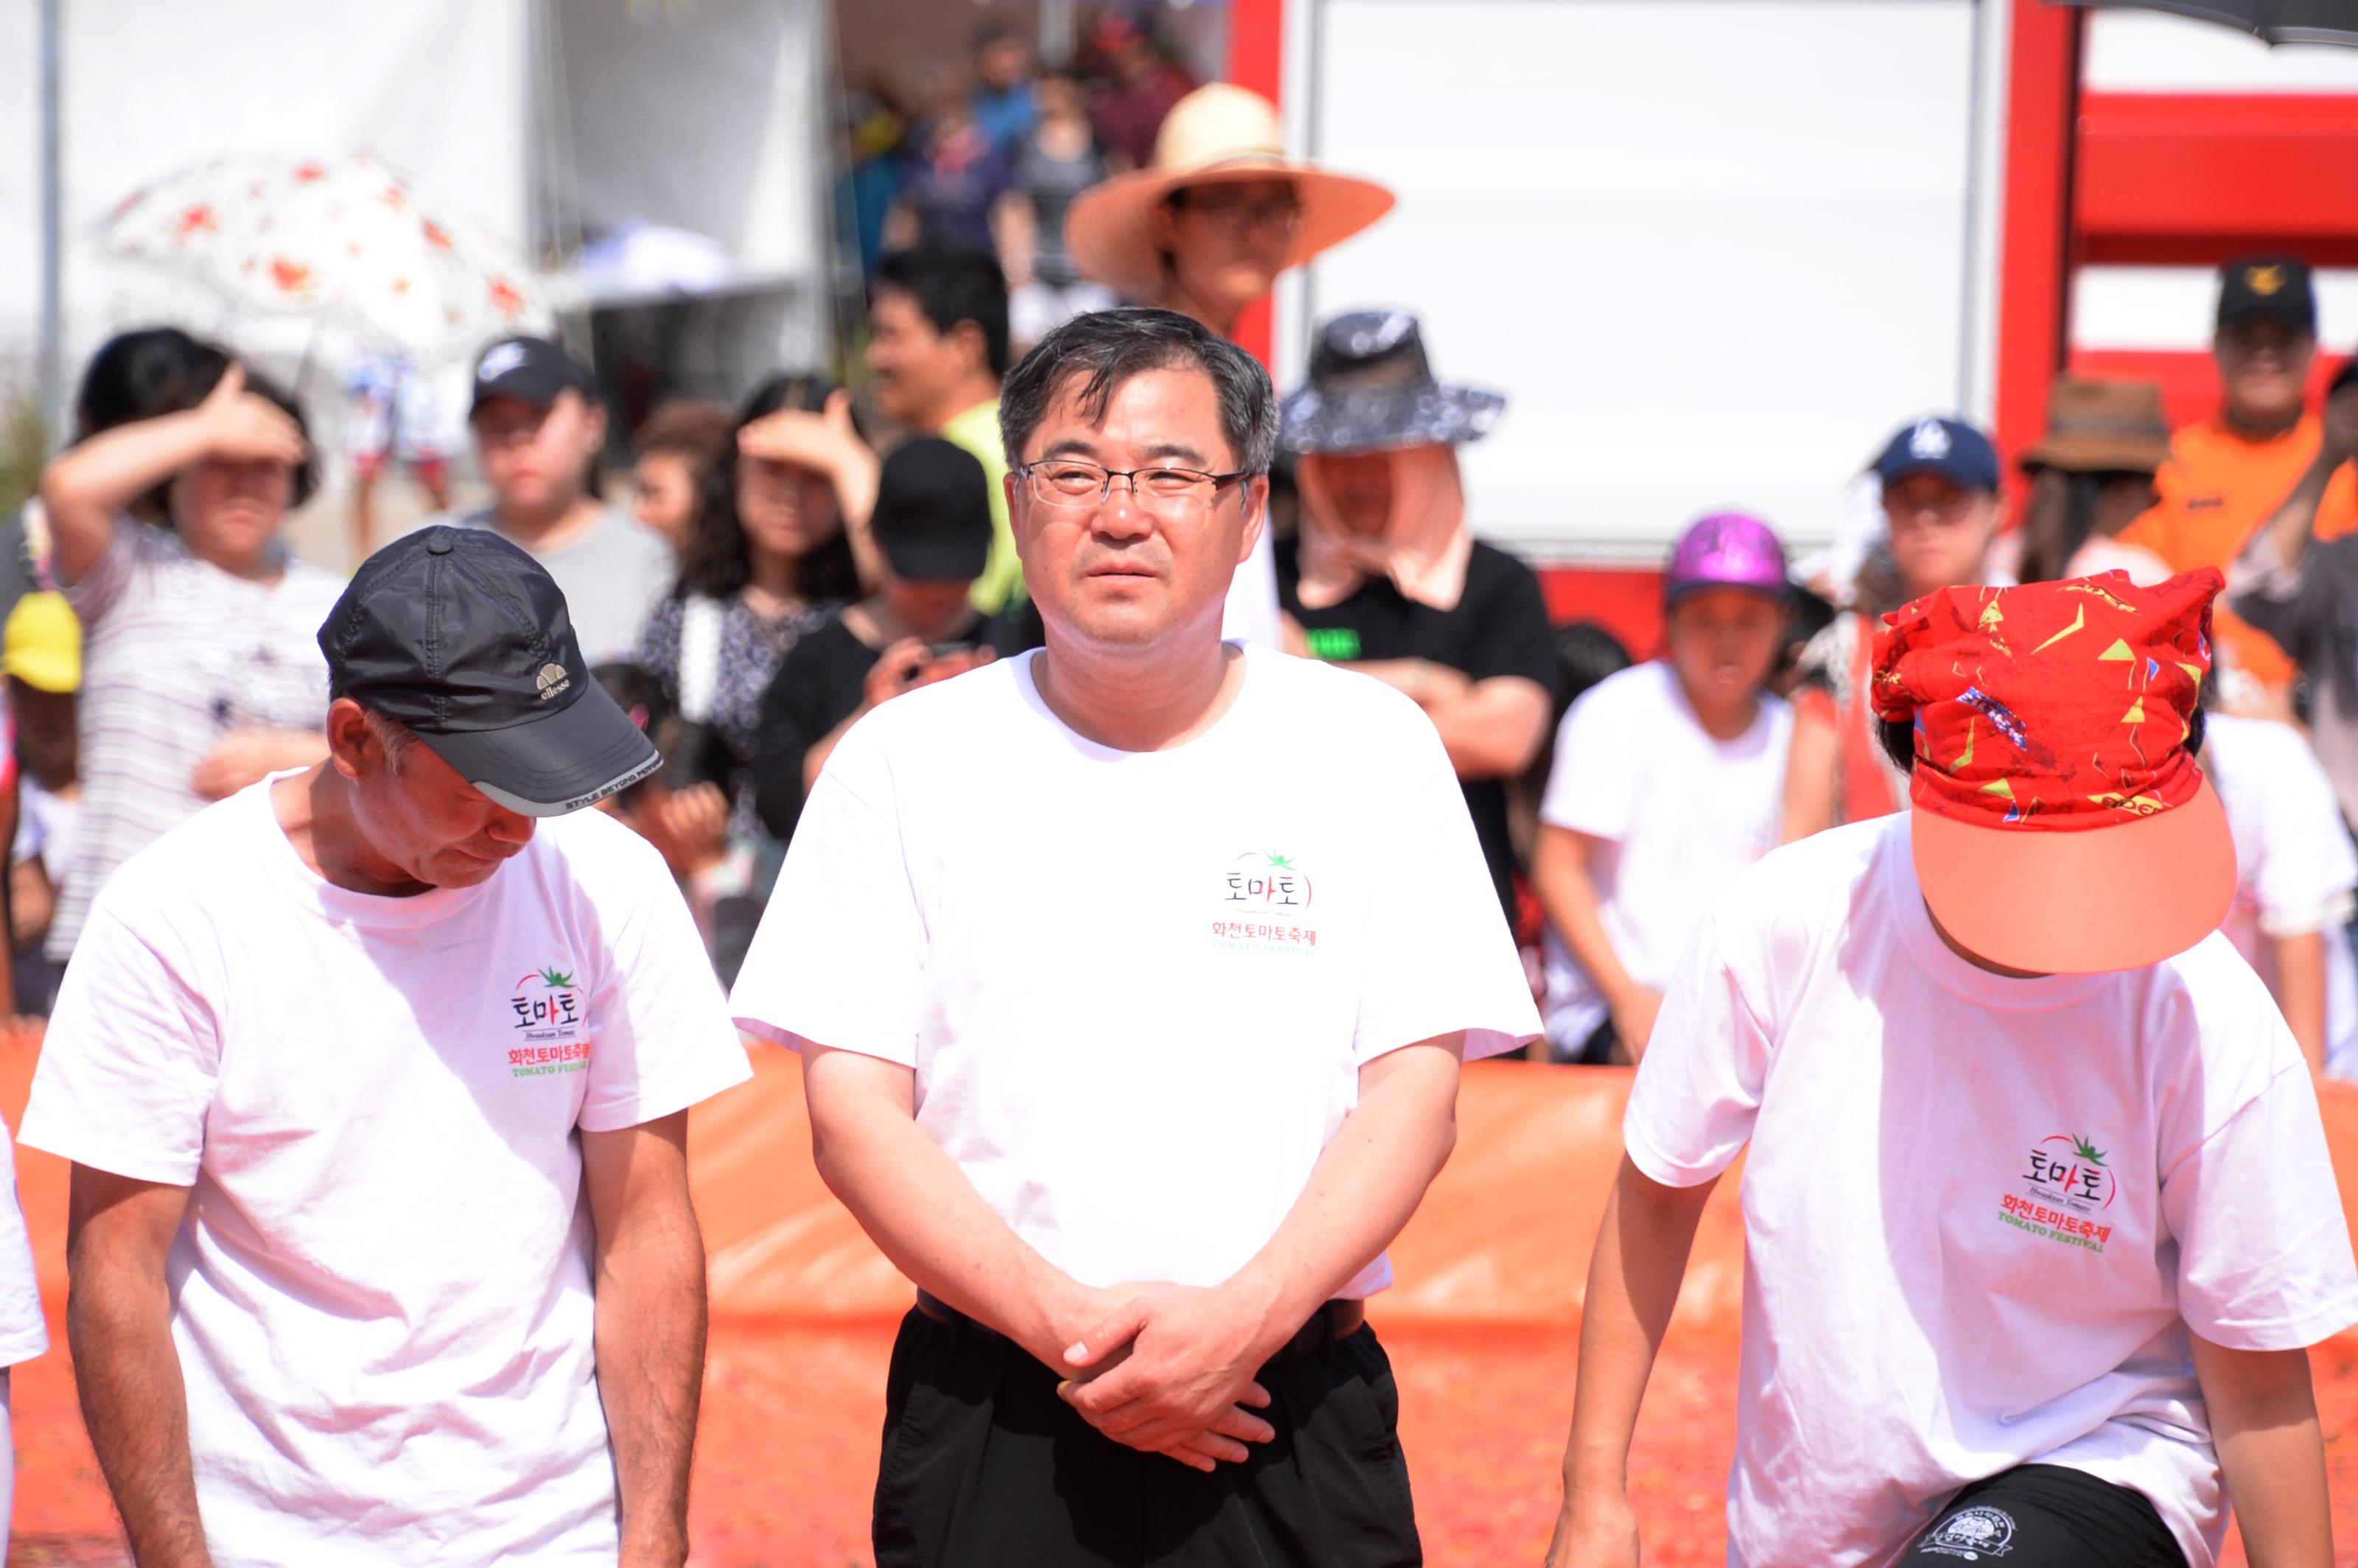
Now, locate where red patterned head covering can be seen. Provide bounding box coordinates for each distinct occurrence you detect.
[1869,570,2236,974]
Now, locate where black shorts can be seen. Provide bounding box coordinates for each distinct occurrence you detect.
[871,1304,1420,1568]
[1901,1464,2187,1567]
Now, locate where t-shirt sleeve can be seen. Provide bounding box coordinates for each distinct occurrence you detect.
[576,835,752,1133]
[2164,1062,2358,1349]
[1538,680,1635,841]
[19,903,220,1183]
[730,721,928,1064]
[1351,702,1541,1064]
[1622,907,1772,1187]
[1466,553,1561,696]
[58,512,153,625]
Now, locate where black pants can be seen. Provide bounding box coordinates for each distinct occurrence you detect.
[871,1305,1421,1567]
[1902,1464,2186,1567]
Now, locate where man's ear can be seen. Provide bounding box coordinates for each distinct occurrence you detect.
[1236,475,1270,567]
[323,699,372,783]
[948,319,990,380]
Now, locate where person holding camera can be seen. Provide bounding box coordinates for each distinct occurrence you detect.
[750,438,1018,845]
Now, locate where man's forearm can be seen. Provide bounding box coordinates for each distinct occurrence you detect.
[2193,1337,2332,1568]
[1561,1160,1715,1498]
[594,1215,707,1566]
[1224,1040,1463,1347]
[1424,678,1553,780]
[806,1051,1102,1367]
[1533,829,1642,1010]
[69,1266,212,1568]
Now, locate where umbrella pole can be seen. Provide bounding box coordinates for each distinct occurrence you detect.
[36,0,63,444]
[293,318,322,404]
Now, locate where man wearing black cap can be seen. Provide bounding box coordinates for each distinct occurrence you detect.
[455,335,674,663]
[22,526,750,1568]
[749,437,1011,843]
[2118,254,2328,698]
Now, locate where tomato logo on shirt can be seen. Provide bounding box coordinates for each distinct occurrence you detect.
[1995,1133,2116,1253]
[508,965,590,1077]
[1210,851,1320,956]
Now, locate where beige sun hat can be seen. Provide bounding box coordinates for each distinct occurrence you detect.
[1064,84,1396,299]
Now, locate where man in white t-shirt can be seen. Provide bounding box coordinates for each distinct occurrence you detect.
[1546,570,2358,1568]
[732,307,1537,1567]
[1534,512,1793,1063]
[23,527,751,1568]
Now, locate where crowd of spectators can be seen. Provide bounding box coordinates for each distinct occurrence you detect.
[7,23,2358,1107]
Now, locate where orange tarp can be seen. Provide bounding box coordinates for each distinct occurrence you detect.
[10,1039,2358,1336]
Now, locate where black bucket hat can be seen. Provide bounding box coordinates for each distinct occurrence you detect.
[320,527,660,816]
[1279,309,1505,455]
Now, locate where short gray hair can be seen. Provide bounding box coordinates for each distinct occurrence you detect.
[998,307,1278,476]
[360,707,420,770]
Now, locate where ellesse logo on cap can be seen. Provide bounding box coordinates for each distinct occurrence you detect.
[536,662,571,700]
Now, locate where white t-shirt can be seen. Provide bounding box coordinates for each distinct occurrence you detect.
[1626,815,2358,1568]
[20,779,751,1568]
[0,1116,47,1369]
[731,645,1539,1296]
[2203,713,2358,1079]
[53,519,346,961]
[1538,661,1791,1049]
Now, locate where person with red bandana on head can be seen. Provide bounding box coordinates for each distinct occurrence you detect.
[1545,570,2358,1568]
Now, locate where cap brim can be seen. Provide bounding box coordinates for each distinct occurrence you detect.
[1910,774,2236,975]
[1066,162,1396,298]
[414,682,660,818]
[882,537,991,583]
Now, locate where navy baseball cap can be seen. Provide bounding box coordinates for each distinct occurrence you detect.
[319,527,659,816]
[469,335,597,417]
[1875,416,2001,494]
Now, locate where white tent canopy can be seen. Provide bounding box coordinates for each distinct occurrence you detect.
[0,0,828,402]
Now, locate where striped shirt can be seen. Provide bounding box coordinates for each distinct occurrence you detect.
[49,519,344,961]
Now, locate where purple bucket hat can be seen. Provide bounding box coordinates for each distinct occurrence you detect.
[1665,513,1788,606]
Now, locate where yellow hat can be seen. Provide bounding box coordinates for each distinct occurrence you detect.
[4,592,82,693]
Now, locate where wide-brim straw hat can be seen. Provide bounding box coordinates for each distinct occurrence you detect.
[1065,84,1396,298]
[2019,377,2175,475]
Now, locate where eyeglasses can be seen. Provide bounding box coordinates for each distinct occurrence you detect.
[1016,459,1251,517]
[1178,188,1304,240]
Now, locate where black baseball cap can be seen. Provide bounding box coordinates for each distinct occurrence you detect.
[2217,255,2315,333]
[469,335,598,417]
[1874,416,2001,494]
[319,527,660,816]
[873,438,993,581]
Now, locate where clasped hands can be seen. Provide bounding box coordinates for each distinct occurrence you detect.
[1049,1279,1288,1474]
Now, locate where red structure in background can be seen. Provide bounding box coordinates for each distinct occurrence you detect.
[1993,0,2082,475]
[1225,0,1284,368]
[2004,0,2358,445]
